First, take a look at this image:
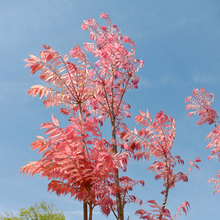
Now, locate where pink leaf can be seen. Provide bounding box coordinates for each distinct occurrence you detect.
[140,110,145,117]
[63,53,69,62]
[52,114,59,127]
[194,164,200,170]
[42,44,52,50]
[29,54,41,62]
[54,61,63,68]
[58,67,65,74]
[146,109,151,120]
[36,135,44,140]
[124,142,129,150]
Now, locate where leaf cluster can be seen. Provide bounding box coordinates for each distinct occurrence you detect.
[0,201,65,220]
[186,87,220,194]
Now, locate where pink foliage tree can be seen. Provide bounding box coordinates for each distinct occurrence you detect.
[185,87,220,194]
[122,110,200,220]
[21,13,201,220]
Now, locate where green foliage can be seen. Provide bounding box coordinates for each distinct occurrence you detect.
[0,212,20,220]
[0,201,65,220]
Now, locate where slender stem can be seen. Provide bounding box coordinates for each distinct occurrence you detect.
[111,207,118,219]
[102,80,114,123]
[110,68,124,220]
[114,75,131,118]
[60,55,76,93]
[44,62,77,102]
[159,154,169,220]
[78,102,89,220]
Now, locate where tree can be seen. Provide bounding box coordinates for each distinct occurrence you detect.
[124,110,201,220]
[0,212,19,220]
[185,87,220,194]
[21,12,201,220]
[0,201,65,220]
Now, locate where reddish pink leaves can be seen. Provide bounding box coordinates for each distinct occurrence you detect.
[123,36,134,47]
[122,109,200,219]
[174,201,190,218]
[100,12,110,21]
[186,87,220,194]
[188,157,201,172]
[21,12,147,219]
[185,87,218,125]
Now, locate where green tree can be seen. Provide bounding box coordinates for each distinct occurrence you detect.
[0,212,19,220]
[0,201,65,220]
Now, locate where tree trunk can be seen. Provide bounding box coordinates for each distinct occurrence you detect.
[89,202,93,220]
[83,201,88,220]
[112,121,124,220]
[79,103,88,220]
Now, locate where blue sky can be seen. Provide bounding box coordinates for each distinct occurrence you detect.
[0,0,220,219]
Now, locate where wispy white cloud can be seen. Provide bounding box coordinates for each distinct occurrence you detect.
[159,74,177,85]
[139,78,154,89]
[139,74,177,90]
[0,80,32,102]
[192,69,220,85]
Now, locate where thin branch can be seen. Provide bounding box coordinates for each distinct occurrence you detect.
[111,207,118,220]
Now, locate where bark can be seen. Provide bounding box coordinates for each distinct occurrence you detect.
[83,202,88,220]
[89,202,93,220]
